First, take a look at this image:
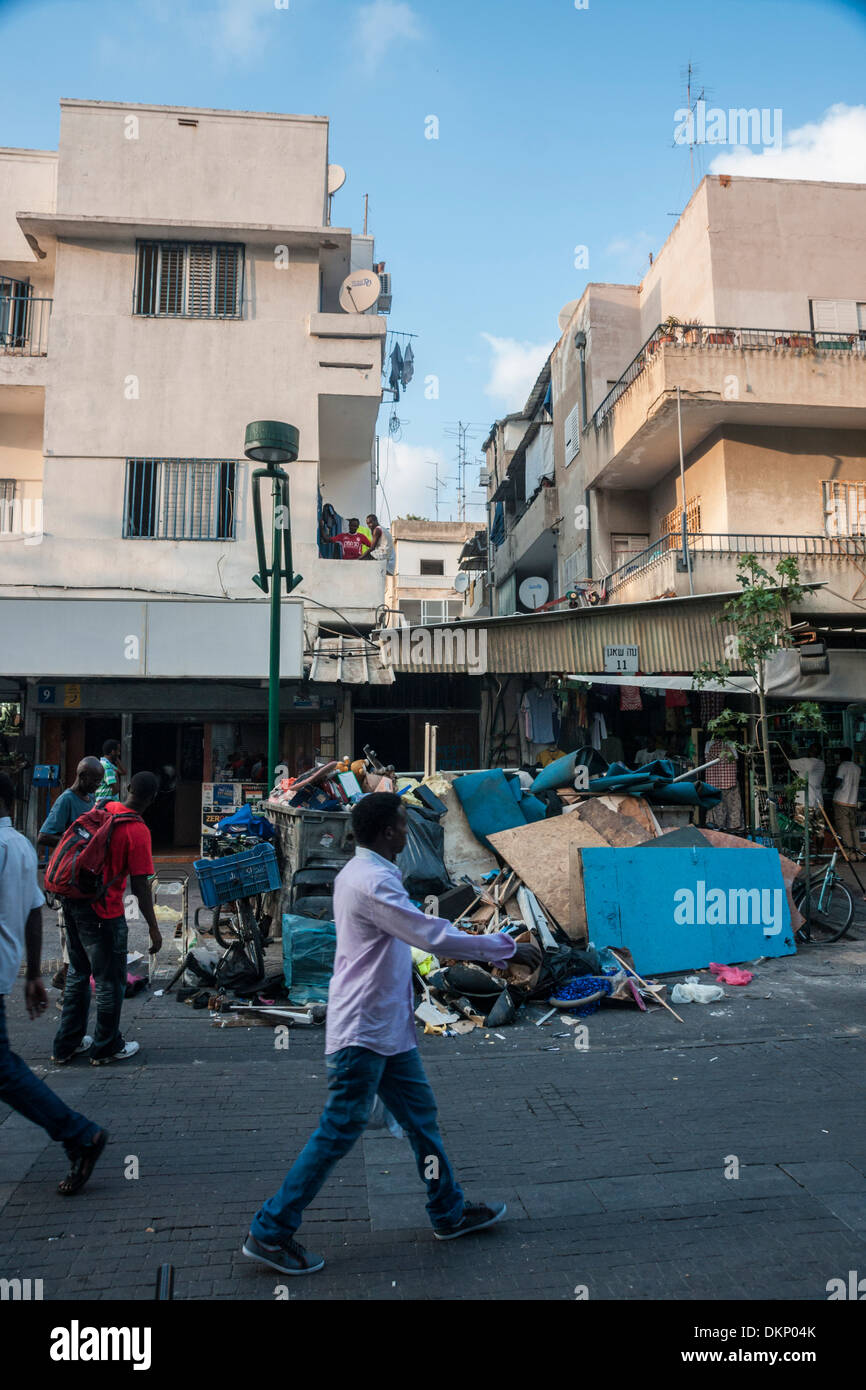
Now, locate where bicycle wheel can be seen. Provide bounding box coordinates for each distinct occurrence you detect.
[237,898,265,980]
[212,895,268,949]
[793,879,854,943]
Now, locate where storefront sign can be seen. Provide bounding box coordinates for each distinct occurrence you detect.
[201,781,269,833]
[604,644,639,674]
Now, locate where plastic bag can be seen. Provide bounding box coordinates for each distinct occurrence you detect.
[709,962,753,986]
[282,914,336,1003]
[671,976,725,1004]
[395,807,451,898]
[368,1096,405,1139]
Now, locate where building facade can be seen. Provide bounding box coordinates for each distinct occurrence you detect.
[0,99,389,843]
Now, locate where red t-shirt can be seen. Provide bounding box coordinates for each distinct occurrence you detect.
[333,532,370,559]
[96,802,154,919]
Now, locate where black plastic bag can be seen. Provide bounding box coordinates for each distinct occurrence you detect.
[396,806,451,899]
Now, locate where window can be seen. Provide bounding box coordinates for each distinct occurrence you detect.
[823,480,866,538]
[0,478,16,534]
[123,458,237,539]
[610,533,650,567]
[564,402,581,465]
[0,277,31,347]
[660,497,701,547]
[810,299,859,335]
[134,242,243,318]
[421,600,447,623]
[419,558,445,576]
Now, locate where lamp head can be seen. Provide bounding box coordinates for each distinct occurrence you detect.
[244,420,299,465]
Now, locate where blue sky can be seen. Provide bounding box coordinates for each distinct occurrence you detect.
[2,0,866,521]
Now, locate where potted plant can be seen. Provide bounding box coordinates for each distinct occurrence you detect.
[683,318,703,345]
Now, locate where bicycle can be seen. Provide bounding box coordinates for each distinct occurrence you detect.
[792,849,854,944]
[193,839,282,992]
[200,830,275,949]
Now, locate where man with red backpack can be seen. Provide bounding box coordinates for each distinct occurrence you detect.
[50,771,162,1066]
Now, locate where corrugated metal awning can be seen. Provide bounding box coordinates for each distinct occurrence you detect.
[308,636,394,684]
[378,591,779,676]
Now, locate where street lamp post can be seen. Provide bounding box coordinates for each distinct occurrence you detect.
[245,421,303,792]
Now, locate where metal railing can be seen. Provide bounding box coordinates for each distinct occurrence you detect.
[590,323,866,430]
[0,291,52,357]
[607,530,866,595]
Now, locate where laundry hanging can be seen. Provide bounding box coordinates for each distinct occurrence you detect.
[389,343,404,399]
[401,342,414,388]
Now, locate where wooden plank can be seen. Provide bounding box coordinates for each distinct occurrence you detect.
[597,794,659,838]
[488,816,607,931]
[573,797,647,847]
[569,842,589,944]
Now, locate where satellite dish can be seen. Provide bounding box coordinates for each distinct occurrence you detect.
[339,269,381,314]
[519,576,549,610]
[328,164,347,195]
[558,299,580,333]
[453,571,469,593]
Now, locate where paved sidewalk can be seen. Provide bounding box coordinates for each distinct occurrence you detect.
[2,887,865,1302]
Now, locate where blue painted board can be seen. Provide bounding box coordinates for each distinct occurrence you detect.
[580,846,796,975]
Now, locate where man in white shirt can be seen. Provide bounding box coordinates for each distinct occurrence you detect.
[832,747,862,859]
[0,773,107,1195]
[789,745,825,810]
[243,791,542,1277]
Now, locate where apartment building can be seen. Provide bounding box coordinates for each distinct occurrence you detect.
[486,176,866,622]
[0,100,388,843]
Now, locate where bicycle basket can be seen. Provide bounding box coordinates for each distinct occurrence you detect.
[193,843,281,908]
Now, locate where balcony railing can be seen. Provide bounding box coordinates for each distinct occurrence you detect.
[607,531,866,596]
[0,290,52,357]
[590,324,866,431]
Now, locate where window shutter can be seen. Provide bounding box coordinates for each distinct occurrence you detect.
[187,245,213,317]
[811,299,858,334]
[214,245,240,316]
[159,245,184,315]
[564,402,581,464]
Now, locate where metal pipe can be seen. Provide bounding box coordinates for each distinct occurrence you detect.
[676,385,694,596]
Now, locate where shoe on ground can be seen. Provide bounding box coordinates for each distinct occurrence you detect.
[90,1040,140,1066]
[433,1201,506,1241]
[51,1036,93,1065]
[242,1231,324,1275]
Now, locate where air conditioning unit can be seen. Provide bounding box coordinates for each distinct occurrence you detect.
[377,272,392,314]
[478,469,489,488]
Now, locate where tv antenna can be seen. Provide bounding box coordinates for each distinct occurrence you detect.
[681,61,706,194]
[426,459,457,522]
[444,420,485,520]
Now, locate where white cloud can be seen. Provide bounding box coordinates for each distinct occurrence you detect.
[480,333,554,412]
[377,440,451,522]
[710,103,866,182]
[355,0,422,71]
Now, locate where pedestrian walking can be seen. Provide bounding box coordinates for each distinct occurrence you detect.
[94,739,127,806]
[52,771,162,1066]
[243,791,542,1275]
[37,756,104,991]
[0,773,107,1195]
[832,747,862,859]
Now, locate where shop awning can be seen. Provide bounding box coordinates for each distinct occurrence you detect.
[568,673,758,694]
[308,635,394,685]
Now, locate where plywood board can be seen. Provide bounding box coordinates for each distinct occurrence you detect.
[700,829,805,932]
[598,794,660,838]
[580,846,797,974]
[568,843,589,944]
[488,816,607,934]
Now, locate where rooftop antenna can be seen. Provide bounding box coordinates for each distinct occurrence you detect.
[426,459,457,522]
[444,421,485,521]
[683,62,706,194]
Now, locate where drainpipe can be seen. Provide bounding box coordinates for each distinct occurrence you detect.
[574,331,591,577]
[676,385,694,596]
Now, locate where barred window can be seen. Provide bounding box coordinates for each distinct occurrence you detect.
[823,480,866,538]
[134,242,243,318]
[660,496,701,547]
[123,458,237,539]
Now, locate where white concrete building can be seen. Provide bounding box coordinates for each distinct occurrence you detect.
[0,100,389,844]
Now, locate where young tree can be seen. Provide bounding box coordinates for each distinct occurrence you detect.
[694,554,823,839]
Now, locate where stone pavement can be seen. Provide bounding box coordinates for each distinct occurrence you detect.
[2,875,866,1302]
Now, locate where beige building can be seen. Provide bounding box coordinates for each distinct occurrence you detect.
[487,175,866,619]
[385,519,478,626]
[0,99,389,843]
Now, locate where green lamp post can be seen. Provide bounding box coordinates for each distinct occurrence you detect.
[245,421,303,793]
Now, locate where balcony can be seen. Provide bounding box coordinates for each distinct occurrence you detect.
[491,483,559,585]
[605,531,866,614]
[586,325,866,488]
[0,295,52,388]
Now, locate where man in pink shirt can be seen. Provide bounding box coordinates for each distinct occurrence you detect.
[244,792,541,1276]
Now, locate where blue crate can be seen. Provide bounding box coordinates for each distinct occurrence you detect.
[193,842,281,908]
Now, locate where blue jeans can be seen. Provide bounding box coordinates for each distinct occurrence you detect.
[53,902,128,1062]
[0,995,97,1154]
[251,1045,464,1242]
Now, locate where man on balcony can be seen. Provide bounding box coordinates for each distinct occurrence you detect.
[319,516,371,560]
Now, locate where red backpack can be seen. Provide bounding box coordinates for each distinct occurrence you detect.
[44,806,144,902]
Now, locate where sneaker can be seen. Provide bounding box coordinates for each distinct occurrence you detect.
[242,1230,324,1275]
[433,1201,507,1241]
[51,1036,93,1065]
[90,1041,140,1066]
